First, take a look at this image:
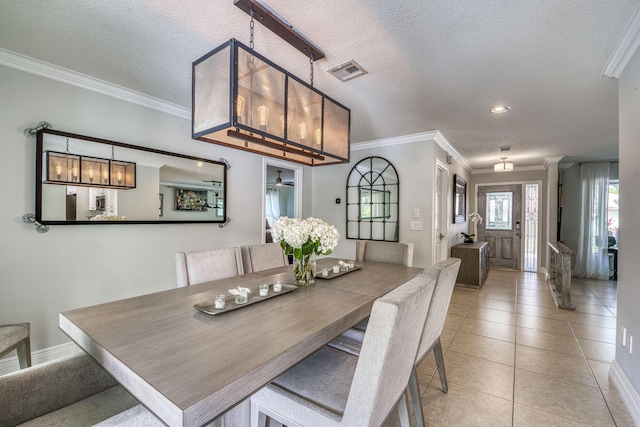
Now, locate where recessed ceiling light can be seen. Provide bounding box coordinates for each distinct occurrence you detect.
[491,105,511,114]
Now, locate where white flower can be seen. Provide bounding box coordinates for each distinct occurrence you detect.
[468,212,483,224]
[271,216,340,256]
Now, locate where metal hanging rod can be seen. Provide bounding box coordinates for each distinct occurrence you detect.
[234,0,326,60]
[22,213,50,233]
[23,121,52,138]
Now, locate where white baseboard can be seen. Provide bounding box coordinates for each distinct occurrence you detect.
[540,266,549,279]
[0,341,79,376]
[611,360,640,425]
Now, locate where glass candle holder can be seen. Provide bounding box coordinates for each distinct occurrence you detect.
[259,284,269,297]
[273,282,282,292]
[321,268,329,277]
[235,294,248,304]
[214,294,226,310]
[333,265,340,274]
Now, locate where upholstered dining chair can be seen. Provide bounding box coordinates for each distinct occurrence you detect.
[355,239,414,267]
[175,247,244,287]
[0,322,31,369]
[350,240,414,332]
[327,257,461,427]
[241,242,289,273]
[250,270,437,427]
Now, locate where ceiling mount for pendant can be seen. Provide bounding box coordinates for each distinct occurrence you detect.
[233,0,325,61]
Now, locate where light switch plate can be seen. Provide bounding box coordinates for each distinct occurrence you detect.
[413,208,420,218]
[410,221,423,231]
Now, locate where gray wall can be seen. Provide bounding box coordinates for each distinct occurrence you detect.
[0,64,313,352]
[311,139,471,268]
[618,45,640,397]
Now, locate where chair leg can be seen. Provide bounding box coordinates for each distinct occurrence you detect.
[17,337,31,369]
[408,367,426,427]
[397,389,411,427]
[433,337,448,393]
[250,400,268,427]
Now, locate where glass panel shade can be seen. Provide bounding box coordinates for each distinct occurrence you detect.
[110,160,136,188]
[45,151,81,184]
[80,156,110,185]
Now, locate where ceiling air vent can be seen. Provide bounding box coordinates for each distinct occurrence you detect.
[327,60,368,82]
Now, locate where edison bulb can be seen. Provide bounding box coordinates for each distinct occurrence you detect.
[117,171,123,185]
[314,129,322,146]
[257,105,269,131]
[236,96,245,121]
[298,122,308,143]
[55,164,63,180]
[102,170,109,184]
[88,167,94,183]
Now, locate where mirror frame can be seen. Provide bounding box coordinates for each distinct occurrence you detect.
[453,174,466,224]
[35,129,227,225]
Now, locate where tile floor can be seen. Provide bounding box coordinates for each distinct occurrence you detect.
[385,269,635,426]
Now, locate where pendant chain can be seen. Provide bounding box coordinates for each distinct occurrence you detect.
[249,8,255,50]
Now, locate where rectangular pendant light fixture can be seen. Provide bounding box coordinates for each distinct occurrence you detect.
[44,146,136,189]
[192,2,350,166]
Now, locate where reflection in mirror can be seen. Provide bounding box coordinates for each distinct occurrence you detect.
[36,129,226,224]
[347,156,399,241]
[453,174,466,224]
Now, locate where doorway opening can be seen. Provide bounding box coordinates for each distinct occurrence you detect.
[433,161,449,263]
[263,159,302,243]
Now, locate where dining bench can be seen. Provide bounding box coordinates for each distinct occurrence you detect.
[0,352,140,426]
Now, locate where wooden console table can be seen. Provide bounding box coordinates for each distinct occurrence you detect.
[547,241,575,310]
[451,242,489,288]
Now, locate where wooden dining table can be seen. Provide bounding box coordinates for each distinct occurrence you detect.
[59,258,423,427]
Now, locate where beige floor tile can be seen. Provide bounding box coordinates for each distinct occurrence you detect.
[481,284,518,295]
[473,298,516,313]
[515,327,583,357]
[601,387,637,427]
[516,303,566,320]
[600,297,617,308]
[516,296,557,309]
[466,306,517,325]
[440,350,514,400]
[477,291,517,303]
[516,314,573,336]
[420,380,513,427]
[570,322,617,344]
[587,359,615,390]
[565,311,617,329]
[440,328,457,350]
[514,368,615,426]
[449,331,515,366]
[518,288,554,299]
[459,317,516,342]
[515,345,597,387]
[569,294,602,305]
[513,404,592,426]
[573,303,615,317]
[577,338,616,363]
[447,302,471,317]
[453,287,479,297]
[450,292,477,306]
[443,313,465,331]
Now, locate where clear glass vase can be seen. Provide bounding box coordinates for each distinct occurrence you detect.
[293,253,316,286]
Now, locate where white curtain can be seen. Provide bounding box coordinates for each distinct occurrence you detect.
[574,163,610,279]
[265,188,281,227]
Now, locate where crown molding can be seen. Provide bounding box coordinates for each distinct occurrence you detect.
[602,3,640,78]
[351,130,472,171]
[0,48,191,119]
[543,156,564,167]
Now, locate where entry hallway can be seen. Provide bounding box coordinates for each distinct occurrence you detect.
[384,270,634,426]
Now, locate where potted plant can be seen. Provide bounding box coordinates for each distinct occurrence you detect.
[461,232,475,244]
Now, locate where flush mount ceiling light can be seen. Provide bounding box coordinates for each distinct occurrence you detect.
[494,157,514,172]
[491,105,511,114]
[191,0,350,167]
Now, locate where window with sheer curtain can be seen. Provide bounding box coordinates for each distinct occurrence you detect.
[574,163,610,279]
[265,188,281,227]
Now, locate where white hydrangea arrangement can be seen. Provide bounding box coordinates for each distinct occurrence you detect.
[271,217,340,259]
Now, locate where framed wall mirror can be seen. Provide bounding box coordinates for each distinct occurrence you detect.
[453,174,466,224]
[347,156,399,241]
[36,129,227,225]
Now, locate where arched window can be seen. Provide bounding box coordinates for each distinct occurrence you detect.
[346,156,399,241]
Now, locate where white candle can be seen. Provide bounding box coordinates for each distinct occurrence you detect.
[333,265,340,273]
[259,284,269,296]
[273,282,282,292]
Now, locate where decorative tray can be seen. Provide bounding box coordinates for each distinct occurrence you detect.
[315,265,363,280]
[194,283,297,315]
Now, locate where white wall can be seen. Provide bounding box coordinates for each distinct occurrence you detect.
[0,64,313,352]
[617,46,640,398]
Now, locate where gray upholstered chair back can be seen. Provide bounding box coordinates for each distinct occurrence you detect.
[241,242,289,273]
[341,271,436,426]
[416,257,461,362]
[175,247,244,287]
[355,240,414,267]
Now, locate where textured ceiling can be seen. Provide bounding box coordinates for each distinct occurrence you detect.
[1,0,637,169]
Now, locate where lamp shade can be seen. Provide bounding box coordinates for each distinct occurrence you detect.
[192,39,350,166]
[494,161,514,172]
